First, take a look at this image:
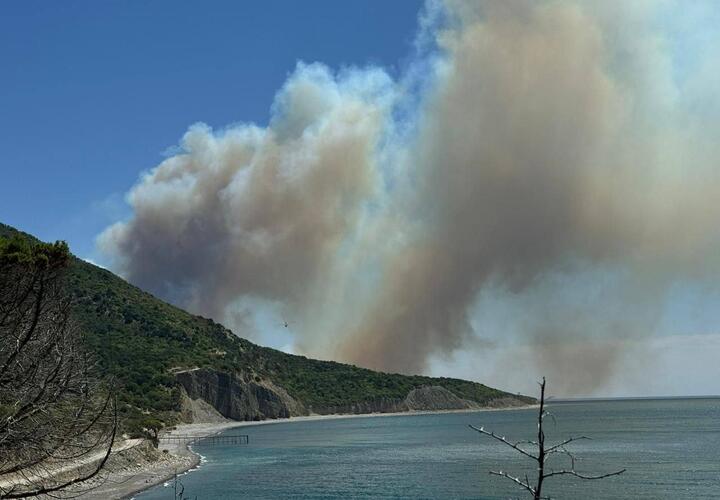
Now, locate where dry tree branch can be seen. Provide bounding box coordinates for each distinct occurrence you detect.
[545,436,591,454]
[0,238,118,498]
[542,468,627,481]
[2,398,117,499]
[468,425,538,461]
[470,377,625,499]
[489,470,536,496]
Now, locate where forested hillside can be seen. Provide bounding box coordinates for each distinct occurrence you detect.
[0,223,533,430]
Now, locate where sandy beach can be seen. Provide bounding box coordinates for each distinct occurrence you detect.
[71,404,537,499]
[74,421,243,500]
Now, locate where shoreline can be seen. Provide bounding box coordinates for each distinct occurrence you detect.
[112,404,537,499]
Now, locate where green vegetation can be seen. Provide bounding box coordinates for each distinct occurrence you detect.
[0,223,532,430]
[0,233,69,269]
[256,352,513,409]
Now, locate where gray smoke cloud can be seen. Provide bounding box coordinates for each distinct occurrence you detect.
[101,63,392,320]
[100,0,720,395]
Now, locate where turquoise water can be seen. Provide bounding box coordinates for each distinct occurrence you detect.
[138,398,719,499]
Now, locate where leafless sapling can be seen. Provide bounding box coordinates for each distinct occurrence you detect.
[469,377,625,500]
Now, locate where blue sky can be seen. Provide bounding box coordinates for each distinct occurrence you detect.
[0,0,422,257]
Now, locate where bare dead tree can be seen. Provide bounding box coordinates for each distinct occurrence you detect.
[470,377,625,500]
[0,237,117,498]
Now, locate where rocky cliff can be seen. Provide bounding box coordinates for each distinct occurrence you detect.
[308,386,479,415]
[175,368,529,423]
[175,368,306,421]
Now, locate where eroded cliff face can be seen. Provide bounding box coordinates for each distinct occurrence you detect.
[404,386,478,411]
[308,386,480,415]
[175,368,306,421]
[175,369,528,423]
[178,386,228,423]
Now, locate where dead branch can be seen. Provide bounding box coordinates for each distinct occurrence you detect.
[489,470,536,496]
[470,377,625,499]
[0,237,117,498]
[542,468,627,481]
[469,425,538,461]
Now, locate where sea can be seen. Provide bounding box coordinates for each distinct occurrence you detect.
[136,398,719,499]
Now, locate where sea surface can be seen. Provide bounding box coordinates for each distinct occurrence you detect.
[137,398,719,499]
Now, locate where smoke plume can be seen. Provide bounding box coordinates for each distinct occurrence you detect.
[100,0,720,395]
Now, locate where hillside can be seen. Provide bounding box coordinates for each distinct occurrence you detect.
[0,223,533,431]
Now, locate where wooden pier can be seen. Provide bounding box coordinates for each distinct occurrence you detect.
[160,434,249,445]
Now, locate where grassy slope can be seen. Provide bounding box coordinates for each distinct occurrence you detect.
[0,223,533,425]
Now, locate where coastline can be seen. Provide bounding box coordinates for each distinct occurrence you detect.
[93,404,538,499]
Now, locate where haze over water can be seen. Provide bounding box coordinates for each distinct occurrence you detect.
[139,398,719,499]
